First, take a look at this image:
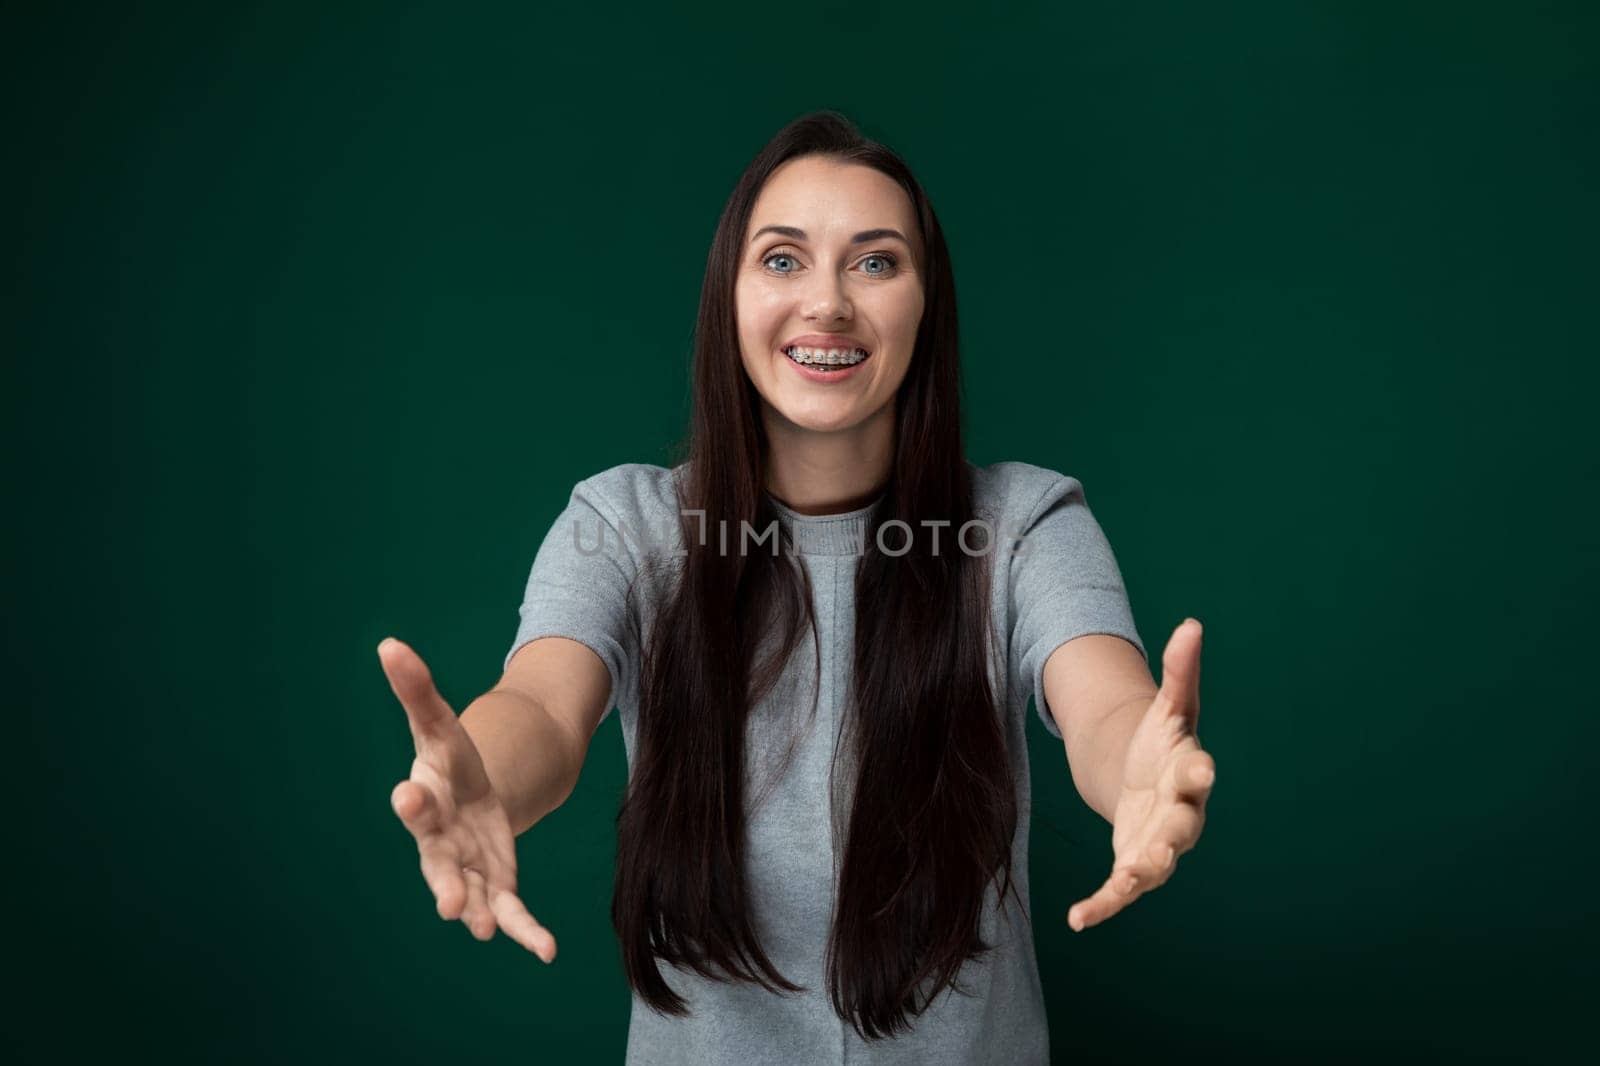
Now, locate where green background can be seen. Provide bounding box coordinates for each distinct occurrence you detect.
[9,2,1595,1062]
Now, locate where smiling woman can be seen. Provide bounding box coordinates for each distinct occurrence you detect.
[736,158,925,450]
[379,109,1216,1066]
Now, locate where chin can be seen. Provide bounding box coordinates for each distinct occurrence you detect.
[774,400,876,435]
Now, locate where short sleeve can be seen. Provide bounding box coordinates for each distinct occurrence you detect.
[1009,475,1146,740]
[503,477,642,722]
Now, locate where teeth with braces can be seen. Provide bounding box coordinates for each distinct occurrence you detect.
[785,346,869,366]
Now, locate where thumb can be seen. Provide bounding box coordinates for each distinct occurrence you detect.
[1154,618,1203,725]
[377,637,459,747]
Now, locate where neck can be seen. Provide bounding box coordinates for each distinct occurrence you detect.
[762,403,894,515]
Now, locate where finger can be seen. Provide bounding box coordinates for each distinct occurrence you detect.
[418,843,468,920]
[392,780,471,917]
[1067,865,1145,932]
[377,637,458,748]
[1161,749,1217,807]
[390,779,444,838]
[1153,618,1203,725]
[489,886,558,963]
[459,867,496,941]
[1143,805,1205,880]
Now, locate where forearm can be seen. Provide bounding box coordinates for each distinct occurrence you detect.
[1065,688,1156,823]
[459,688,584,838]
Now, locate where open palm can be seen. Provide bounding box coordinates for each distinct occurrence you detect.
[1068,618,1216,932]
[378,636,557,961]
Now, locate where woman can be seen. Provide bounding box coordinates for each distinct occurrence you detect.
[378,110,1216,1064]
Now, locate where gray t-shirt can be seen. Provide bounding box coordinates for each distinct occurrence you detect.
[504,459,1145,1065]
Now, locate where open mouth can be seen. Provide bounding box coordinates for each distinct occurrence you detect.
[782,345,873,373]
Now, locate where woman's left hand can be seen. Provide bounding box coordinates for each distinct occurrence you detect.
[1067,618,1215,932]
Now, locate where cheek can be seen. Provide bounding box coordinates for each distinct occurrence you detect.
[735,283,785,342]
[868,286,924,348]
[877,290,924,376]
[897,286,926,330]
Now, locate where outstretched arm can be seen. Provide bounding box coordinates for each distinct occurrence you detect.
[477,635,613,836]
[1041,619,1217,932]
[379,633,613,958]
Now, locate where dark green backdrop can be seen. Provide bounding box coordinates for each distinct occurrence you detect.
[10,2,1595,1062]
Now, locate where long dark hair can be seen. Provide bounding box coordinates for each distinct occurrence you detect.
[611,110,1018,1041]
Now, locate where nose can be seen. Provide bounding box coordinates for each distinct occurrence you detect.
[802,263,853,322]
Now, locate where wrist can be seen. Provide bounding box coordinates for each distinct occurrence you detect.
[1074,691,1153,822]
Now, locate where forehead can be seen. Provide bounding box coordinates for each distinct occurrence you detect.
[747,156,918,241]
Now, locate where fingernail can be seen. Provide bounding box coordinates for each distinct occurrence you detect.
[378,637,394,653]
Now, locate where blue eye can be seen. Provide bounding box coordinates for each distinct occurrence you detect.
[761,249,899,277]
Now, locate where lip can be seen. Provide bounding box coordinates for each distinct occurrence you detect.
[782,333,872,353]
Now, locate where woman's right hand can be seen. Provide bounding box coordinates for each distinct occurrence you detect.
[378,636,557,962]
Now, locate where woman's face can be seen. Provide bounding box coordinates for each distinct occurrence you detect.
[735,155,925,436]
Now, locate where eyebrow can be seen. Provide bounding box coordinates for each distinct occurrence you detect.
[749,224,912,248]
